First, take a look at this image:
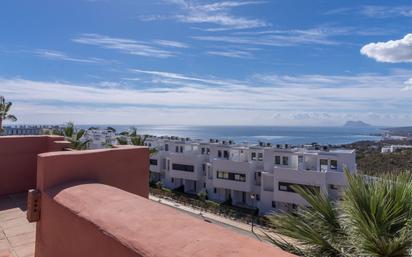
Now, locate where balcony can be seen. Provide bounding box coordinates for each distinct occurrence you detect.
[0,136,295,257]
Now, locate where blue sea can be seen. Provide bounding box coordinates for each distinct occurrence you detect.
[78,125,383,146]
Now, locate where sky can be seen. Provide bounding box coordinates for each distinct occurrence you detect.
[1,0,412,126]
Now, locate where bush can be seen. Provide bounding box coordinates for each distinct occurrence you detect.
[197,191,207,202]
[155,181,163,189]
[222,194,232,206]
[173,185,185,193]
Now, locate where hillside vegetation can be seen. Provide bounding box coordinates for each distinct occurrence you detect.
[342,140,412,176]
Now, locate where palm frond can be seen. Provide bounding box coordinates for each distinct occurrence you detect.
[6,114,17,122]
[342,170,412,257]
[76,129,86,141]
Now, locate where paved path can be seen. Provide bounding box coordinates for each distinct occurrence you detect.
[149,194,278,243]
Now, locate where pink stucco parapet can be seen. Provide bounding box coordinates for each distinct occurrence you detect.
[0,135,69,196]
[42,183,296,257]
[36,146,149,196]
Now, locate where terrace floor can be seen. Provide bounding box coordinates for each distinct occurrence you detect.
[0,193,35,257]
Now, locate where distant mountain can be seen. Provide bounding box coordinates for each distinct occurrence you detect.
[343,120,372,128]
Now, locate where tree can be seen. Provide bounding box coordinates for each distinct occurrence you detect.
[0,96,17,135]
[130,134,157,155]
[266,170,412,257]
[116,137,128,145]
[106,126,116,133]
[63,122,90,150]
[117,127,157,155]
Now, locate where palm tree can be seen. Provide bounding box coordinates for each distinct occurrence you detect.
[266,170,412,257]
[117,127,157,155]
[130,134,157,155]
[63,122,90,150]
[0,96,17,135]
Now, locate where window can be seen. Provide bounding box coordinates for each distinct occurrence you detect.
[330,160,338,170]
[175,146,179,152]
[218,150,222,158]
[223,150,229,159]
[172,163,194,172]
[282,156,289,166]
[165,144,169,151]
[206,148,210,155]
[202,164,206,175]
[272,201,276,208]
[171,178,174,183]
[201,147,205,154]
[254,171,261,180]
[162,159,166,169]
[167,160,170,171]
[180,146,183,153]
[258,152,263,161]
[320,159,328,171]
[217,171,246,182]
[251,152,256,160]
[214,188,217,194]
[275,156,281,165]
[217,171,229,179]
[203,183,206,188]
[278,182,320,193]
[329,184,339,190]
[256,194,260,201]
[150,159,158,166]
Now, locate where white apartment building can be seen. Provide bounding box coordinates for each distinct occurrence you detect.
[3,125,54,135]
[381,145,412,153]
[83,129,117,149]
[146,137,357,214]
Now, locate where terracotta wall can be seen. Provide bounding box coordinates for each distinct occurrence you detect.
[0,136,69,196]
[35,147,149,257]
[36,146,149,196]
[37,183,296,257]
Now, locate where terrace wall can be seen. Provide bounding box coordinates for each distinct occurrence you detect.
[0,136,69,196]
[34,147,295,257]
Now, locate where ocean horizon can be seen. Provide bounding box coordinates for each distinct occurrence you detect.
[77,125,383,145]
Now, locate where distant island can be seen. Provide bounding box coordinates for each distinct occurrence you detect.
[343,120,372,128]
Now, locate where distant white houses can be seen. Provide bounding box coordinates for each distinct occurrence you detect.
[3,125,56,135]
[83,128,117,149]
[381,145,412,153]
[145,136,357,214]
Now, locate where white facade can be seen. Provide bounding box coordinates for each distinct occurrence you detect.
[3,125,54,135]
[381,145,412,153]
[83,129,117,149]
[146,137,357,214]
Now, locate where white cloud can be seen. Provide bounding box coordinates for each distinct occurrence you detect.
[72,33,178,58]
[199,1,265,12]
[176,14,266,30]
[401,78,412,91]
[35,49,105,64]
[1,69,412,125]
[360,5,412,18]
[206,50,253,58]
[153,40,189,48]
[361,34,412,63]
[192,27,341,47]
[326,5,412,18]
[158,0,268,30]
